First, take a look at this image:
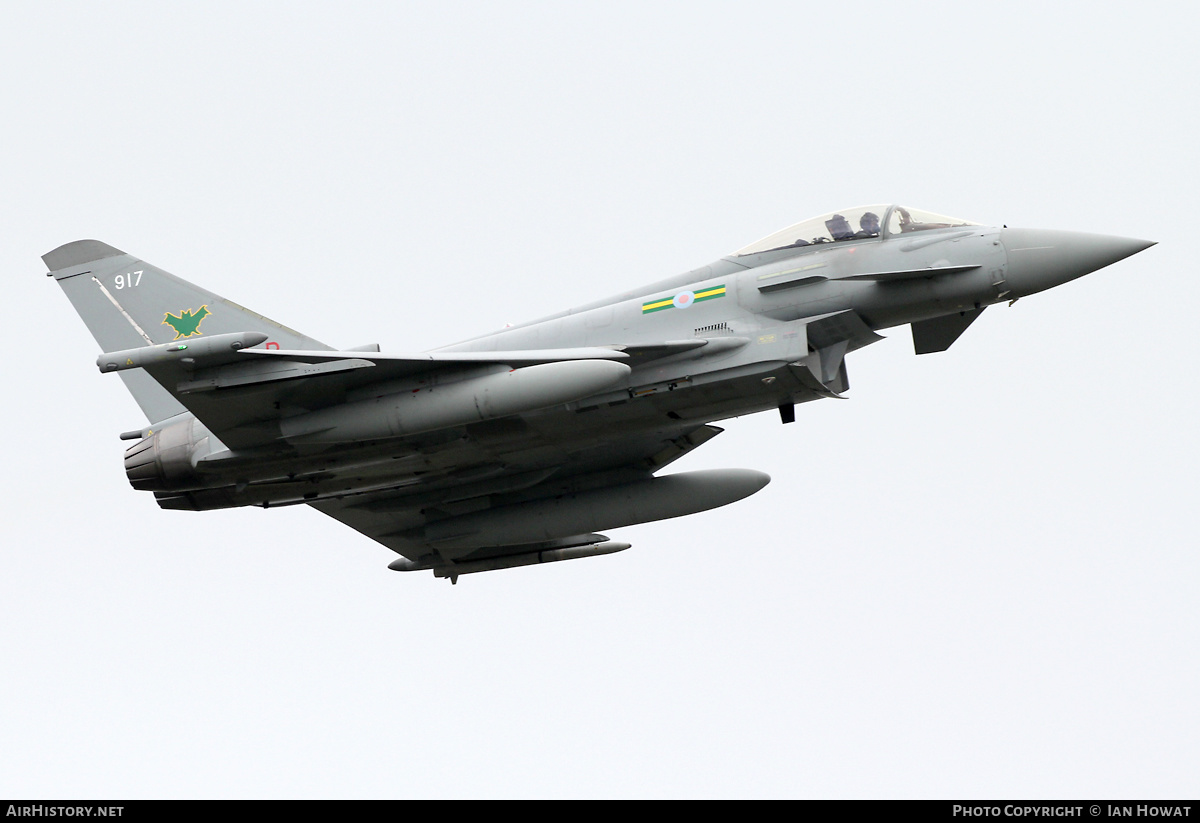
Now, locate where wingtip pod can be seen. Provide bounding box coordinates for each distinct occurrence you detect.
[97,331,270,373]
[42,239,127,272]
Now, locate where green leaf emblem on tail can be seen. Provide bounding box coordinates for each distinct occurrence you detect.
[163,305,210,339]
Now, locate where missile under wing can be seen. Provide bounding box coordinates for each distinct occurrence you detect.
[42,204,1154,582]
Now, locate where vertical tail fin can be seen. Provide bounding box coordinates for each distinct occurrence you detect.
[43,239,330,423]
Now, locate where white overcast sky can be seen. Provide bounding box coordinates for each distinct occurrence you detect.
[2,0,1196,799]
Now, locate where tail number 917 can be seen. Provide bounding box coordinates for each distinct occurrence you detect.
[114,271,143,289]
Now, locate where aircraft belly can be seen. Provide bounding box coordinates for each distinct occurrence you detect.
[176,327,825,509]
[165,396,721,505]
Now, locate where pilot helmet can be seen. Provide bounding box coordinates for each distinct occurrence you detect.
[826,213,853,240]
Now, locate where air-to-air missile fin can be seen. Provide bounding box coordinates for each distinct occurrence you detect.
[911,307,987,354]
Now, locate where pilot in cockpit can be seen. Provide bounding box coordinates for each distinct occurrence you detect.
[826,213,854,241]
[856,211,881,238]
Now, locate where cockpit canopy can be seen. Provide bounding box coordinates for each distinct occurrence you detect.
[733,205,979,257]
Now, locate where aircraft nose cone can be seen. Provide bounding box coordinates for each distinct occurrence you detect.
[1002,228,1155,298]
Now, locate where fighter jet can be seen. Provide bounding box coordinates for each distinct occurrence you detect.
[43,204,1153,582]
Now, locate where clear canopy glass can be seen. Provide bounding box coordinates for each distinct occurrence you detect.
[733,205,979,256]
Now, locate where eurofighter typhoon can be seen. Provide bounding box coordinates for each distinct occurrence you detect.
[44,205,1153,582]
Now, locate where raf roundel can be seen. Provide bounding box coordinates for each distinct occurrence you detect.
[673,291,695,309]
